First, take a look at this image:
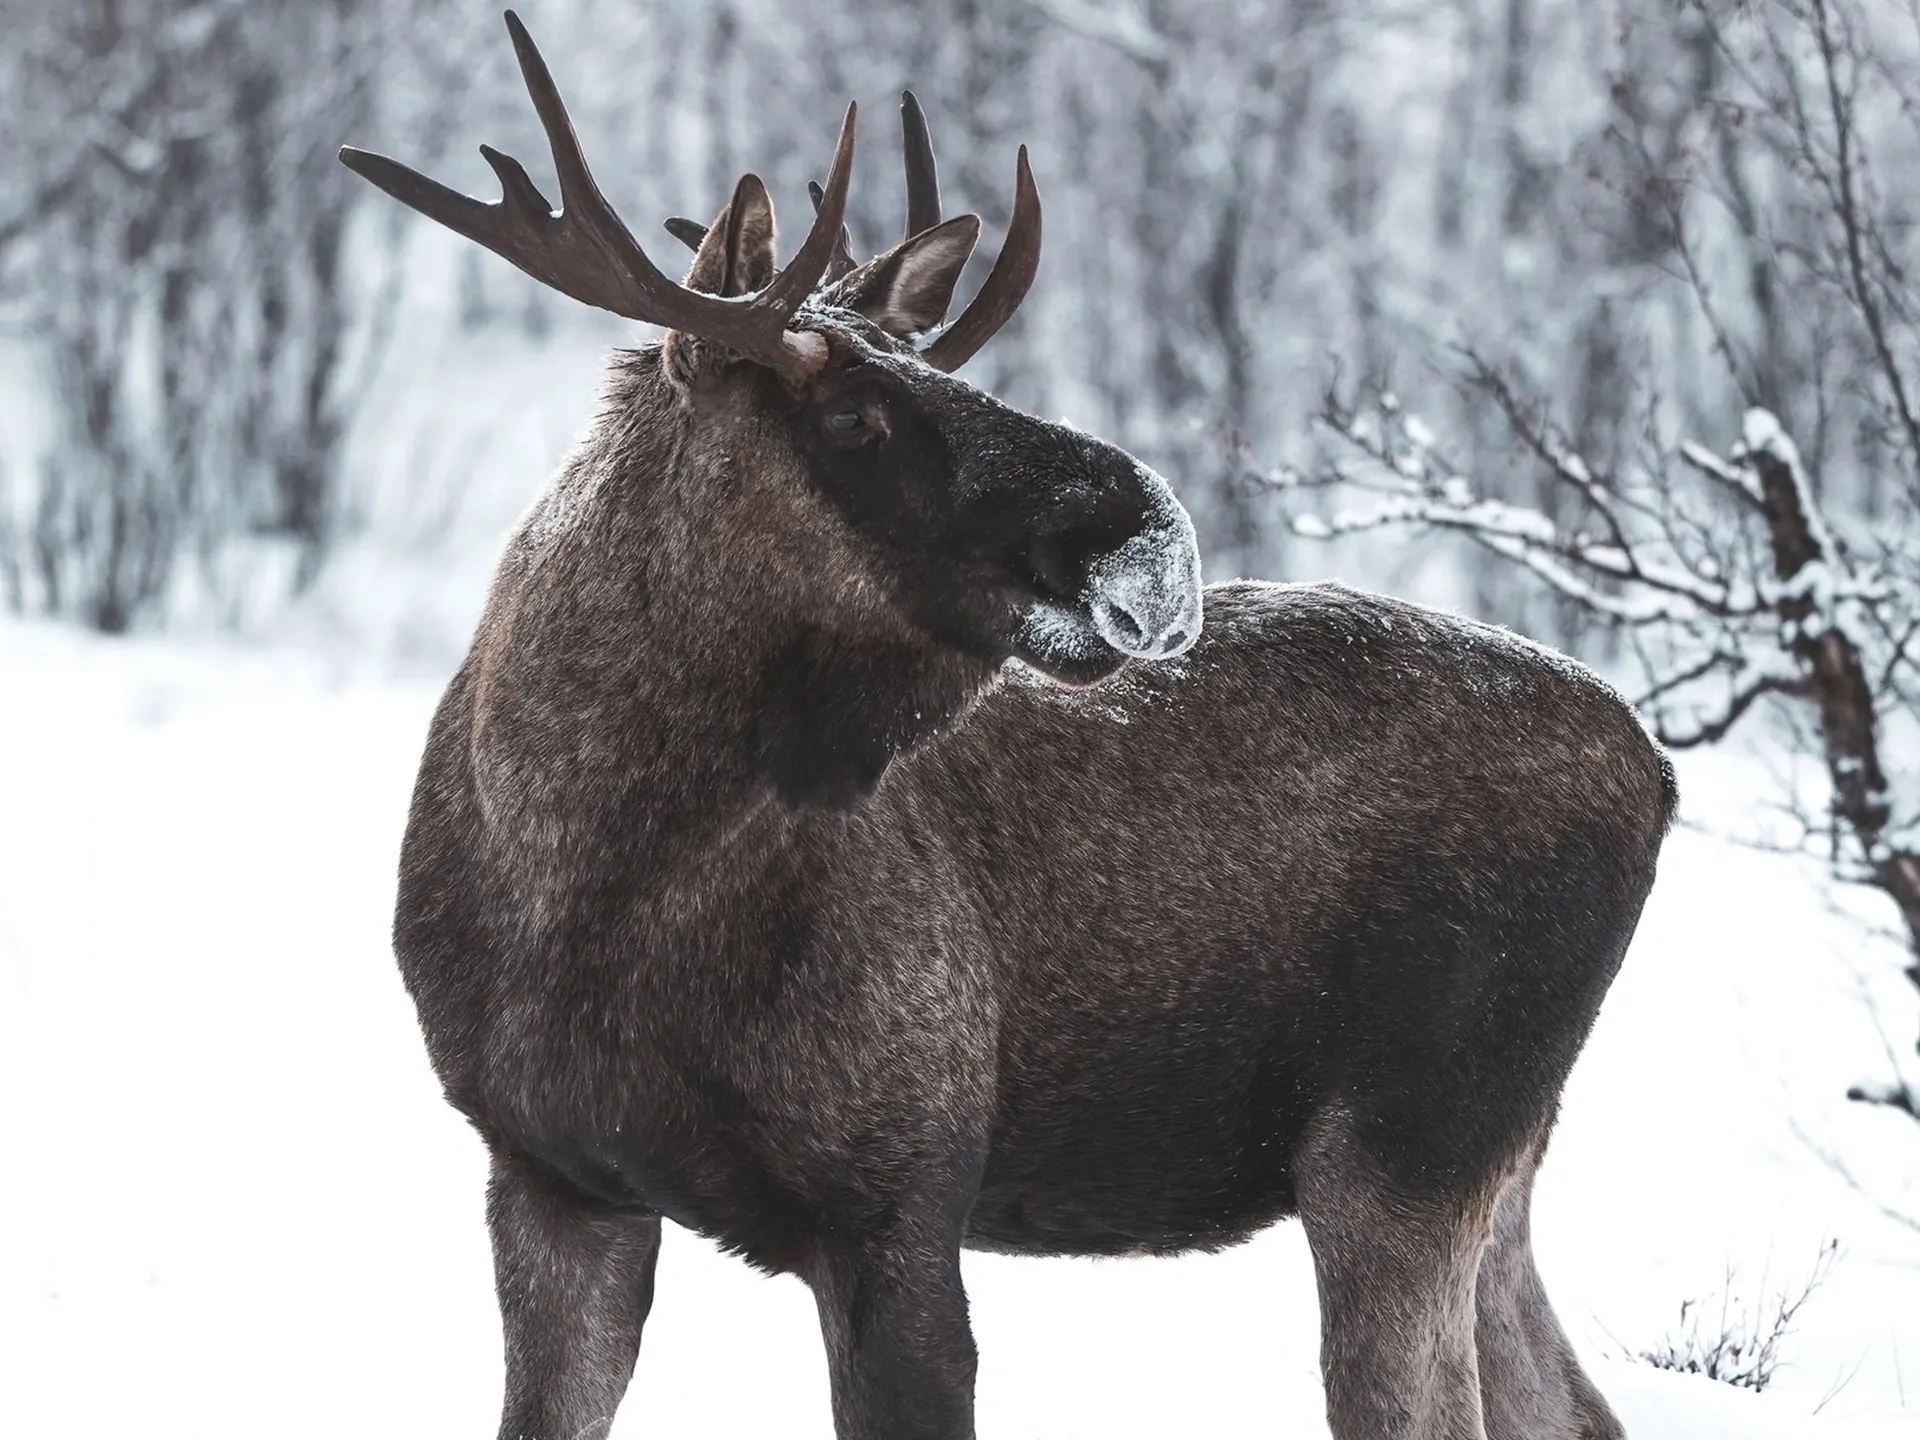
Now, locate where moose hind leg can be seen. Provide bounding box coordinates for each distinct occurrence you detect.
[487,1153,664,1440]
[809,1231,978,1440]
[1295,1112,1494,1440]
[1475,1159,1625,1440]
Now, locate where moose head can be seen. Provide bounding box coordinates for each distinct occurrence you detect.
[340,13,1201,781]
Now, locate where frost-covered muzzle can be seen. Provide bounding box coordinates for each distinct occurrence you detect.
[1014,461,1203,682]
[1085,509,1204,659]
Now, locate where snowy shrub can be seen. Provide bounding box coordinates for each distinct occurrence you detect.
[1635,1240,1840,1393]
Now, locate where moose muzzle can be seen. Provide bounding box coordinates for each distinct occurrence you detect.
[1086,482,1204,660]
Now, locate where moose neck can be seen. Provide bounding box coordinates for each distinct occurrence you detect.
[473,351,998,890]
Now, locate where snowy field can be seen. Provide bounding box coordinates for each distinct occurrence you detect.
[3,608,1919,1437]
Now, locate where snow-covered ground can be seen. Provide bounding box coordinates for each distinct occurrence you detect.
[3,607,1918,1437]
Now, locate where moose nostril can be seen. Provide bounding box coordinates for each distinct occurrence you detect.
[1084,521,1203,659]
[1098,597,1148,650]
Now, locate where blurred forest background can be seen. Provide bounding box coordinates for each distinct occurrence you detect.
[1,1,1917,1138]
[7,0,1917,632]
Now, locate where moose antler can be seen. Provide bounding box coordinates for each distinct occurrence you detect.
[338,10,852,378]
[658,90,1039,372]
[870,91,1043,371]
[799,90,934,282]
[899,90,943,240]
[918,144,1039,373]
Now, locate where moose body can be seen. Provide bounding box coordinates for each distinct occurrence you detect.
[409,553,1666,1271]
[354,15,1672,1440]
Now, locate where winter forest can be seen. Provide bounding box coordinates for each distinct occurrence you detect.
[3,0,1920,1435]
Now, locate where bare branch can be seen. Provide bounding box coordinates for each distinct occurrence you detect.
[1656,668,1807,750]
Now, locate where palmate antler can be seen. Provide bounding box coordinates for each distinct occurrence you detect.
[338,10,852,379]
[667,92,1042,373]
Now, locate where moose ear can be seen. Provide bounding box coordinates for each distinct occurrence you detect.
[666,174,780,390]
[683,172,778,297]
[830,214,981,338]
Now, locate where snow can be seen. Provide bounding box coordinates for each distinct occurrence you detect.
[2,619,1918,1438]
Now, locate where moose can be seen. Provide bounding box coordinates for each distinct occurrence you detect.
[341,13,1673,1440]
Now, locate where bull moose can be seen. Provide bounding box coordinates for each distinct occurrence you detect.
[340,12,1673,1439]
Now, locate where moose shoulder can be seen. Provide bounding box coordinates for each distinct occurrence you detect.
[352,13,1673,1440]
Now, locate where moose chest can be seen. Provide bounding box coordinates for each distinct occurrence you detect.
[437,809,1003,1272]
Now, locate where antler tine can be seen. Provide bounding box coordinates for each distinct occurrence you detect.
[807,181,859,280]
[340,11,851,376]
[760,103,858,314]
[338,145,521,253]
[502,11,605,227]
[663,216,710,250]
[900,91,942,239]
[921,146,1040,373]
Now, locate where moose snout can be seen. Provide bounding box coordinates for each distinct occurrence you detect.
[1085,509,1204,661]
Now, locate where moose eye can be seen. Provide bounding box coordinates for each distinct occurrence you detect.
[823,409,867,438]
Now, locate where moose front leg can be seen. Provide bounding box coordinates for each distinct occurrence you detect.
[809,1232,979,1440]
[487,1154,663,1440]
